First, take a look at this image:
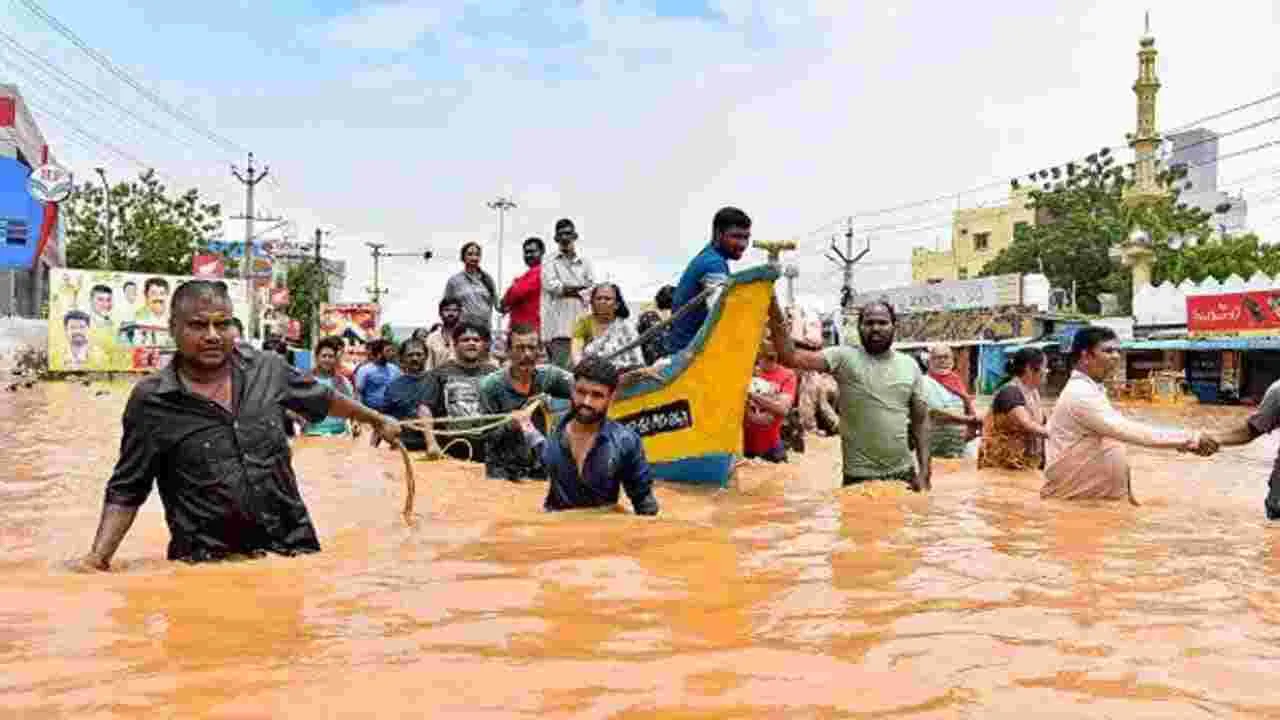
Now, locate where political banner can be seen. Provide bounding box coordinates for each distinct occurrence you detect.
[318,302,380,378]
[48,268,250,372]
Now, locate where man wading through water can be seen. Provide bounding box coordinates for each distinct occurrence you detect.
[75,281,402,570]
[768,298,933,491]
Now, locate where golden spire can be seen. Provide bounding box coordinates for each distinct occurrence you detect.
[1126,12,1163,205]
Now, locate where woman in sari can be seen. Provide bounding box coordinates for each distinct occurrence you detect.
[572,283,646,371]
[978,347,1050,470]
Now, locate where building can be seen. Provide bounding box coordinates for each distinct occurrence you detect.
[0,85,63,317]
[1166,128,1249,234]
[910,189,1036,283]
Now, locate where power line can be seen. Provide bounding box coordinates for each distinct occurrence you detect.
[0,29,195,153]
[13,0,244,155]
[25,98,151,169]
[795,90,1280,241]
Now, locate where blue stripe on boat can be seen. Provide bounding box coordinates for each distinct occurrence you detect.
[650,453,735,488]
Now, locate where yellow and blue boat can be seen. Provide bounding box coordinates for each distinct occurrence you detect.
[605,264,780,487]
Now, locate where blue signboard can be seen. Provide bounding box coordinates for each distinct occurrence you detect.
[0,157,48,270]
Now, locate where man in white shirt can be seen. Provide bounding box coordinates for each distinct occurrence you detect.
[540,218,594,370]
[1044,326,1214,503]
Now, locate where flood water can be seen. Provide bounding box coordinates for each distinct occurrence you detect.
[4,380,1280,718]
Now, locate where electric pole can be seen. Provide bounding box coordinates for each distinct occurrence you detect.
[487,196,517,300]
[93,167,111,269]
[783,264,799,306]
[825,217,870,313]
[231,152,283,340]
[365,242,433,305]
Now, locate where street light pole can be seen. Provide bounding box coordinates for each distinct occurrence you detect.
[94,168,111,269]
[486,196,517,298]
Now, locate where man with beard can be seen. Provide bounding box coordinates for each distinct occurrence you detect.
[62,310,99,369]
[398,318,499,461]
[665,207,752,357]
[767,299,934,491]
[479,323,575,481]
[500,237,545,338]
[541,219,595,369]
[511,356,658,515]
[75,280,401,570]
[384,338,433,450]
[424,298,462,371]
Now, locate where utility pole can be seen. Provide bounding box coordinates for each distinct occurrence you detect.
[311,227,333,346]
[231,152,283,340]
[783,264,799,306]
[825,217,870,312]
[365,242,433,305]
[487,196,517,301]
[93,167,111,269]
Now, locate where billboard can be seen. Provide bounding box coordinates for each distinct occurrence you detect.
[318,302,380,377]
[851,274,1037,313]
[48,268,250,372]
[1187,291,1280,337]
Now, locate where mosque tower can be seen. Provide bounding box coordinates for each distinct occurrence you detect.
[1114,12,1162,292]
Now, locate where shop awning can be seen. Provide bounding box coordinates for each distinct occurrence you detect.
[1121,337,1280,351]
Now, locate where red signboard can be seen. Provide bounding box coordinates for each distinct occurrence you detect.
[1187,290,1280,336]
[191,253,226,279]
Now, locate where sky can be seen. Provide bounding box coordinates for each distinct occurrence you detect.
[4,0,1280,324]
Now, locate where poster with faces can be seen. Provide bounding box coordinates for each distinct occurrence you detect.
[48,268,250,372]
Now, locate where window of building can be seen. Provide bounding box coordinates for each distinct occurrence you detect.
[957,267,969,280]
[2,219,28,246]
[973,232,990,252]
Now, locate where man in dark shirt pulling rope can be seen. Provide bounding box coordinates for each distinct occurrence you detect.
[76,280,402,571]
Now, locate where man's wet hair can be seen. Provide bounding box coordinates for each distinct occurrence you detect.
[144,277,169,295]
[366,338,389,356]
[573,355,620,391]
[63,309,90,328]
[169,280,232,324]
[858,300,897,325]
[523,236,545,253]
[712,207,751,236]
[451,316,492,343]
[508,322,538,344]
[438,296,462,313]
[315,335,344,356]
[90,284,112,297]
[1070,326,1118,365]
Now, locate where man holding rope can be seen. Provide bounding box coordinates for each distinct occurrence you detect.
[76,280,402,571]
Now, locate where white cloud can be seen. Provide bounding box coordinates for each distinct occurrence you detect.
[314,2,447,51]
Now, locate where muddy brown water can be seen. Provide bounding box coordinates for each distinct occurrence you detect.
[4,381,1280,718]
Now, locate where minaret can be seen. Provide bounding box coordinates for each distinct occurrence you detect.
[1126,10,1163,205]
[1114,13,1162,298]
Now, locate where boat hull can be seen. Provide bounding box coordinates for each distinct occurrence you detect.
[609,265,780,487]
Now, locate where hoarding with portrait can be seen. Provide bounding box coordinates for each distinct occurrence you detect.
[318,302,380,378]
[48,268,250,372]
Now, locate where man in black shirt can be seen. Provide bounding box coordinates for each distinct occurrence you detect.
[386,317,499,461]
[76,281,401,570]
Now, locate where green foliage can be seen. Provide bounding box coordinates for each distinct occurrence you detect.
[380,323,395,341]
[64,170,222,275]
[980,149,1216,314]
[285,262,328,348]
[1153,232,1280,285]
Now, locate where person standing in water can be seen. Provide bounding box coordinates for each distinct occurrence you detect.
[76,280,401,570]
[768,298,933,491]
[302,335,355,437]
[512,356,658,515]
[1043,326,1214,503]
[978,347,1050,470]
[1208,377,1280,520]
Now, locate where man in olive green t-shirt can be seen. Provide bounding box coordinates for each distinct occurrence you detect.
[767,298,932,491]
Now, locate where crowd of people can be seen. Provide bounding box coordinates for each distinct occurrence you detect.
[73,205,1280,572]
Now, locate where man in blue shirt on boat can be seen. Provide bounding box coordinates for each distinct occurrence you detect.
[512,356,659,515]
[663,207,752,357]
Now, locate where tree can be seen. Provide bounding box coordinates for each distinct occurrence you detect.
[1153,232,1280,285]
[64,169,222,275]
[980,148,1215,314]
[285,262,329,348]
